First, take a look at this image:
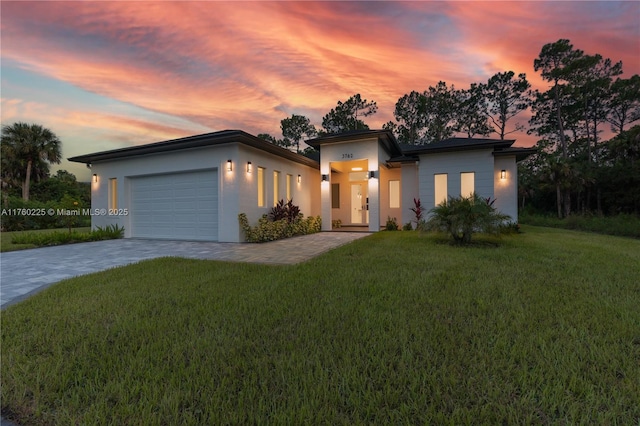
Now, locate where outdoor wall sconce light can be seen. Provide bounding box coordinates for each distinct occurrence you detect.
[368,171,376,179]
[297,174,301,183]
[93,174,98,183]
[226,159,232,172]
[322,174,329,182]
[501,169,506,180]
[246,161,252,173]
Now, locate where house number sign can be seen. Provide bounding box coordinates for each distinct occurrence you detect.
[341,153,354,159]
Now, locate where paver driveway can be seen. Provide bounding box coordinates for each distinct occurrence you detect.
[0,232,368,309]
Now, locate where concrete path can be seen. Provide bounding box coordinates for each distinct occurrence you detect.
[0,232,369,309]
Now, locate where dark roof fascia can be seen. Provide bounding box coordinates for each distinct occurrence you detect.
[306,130,403,157]
[386,154,419,165]
[402,138,515,155]
[67,130,319,169]
[493,147,537,162]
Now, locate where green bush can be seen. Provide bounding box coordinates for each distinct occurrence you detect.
[269,199,301,223]
[1,196,90,231]
[427,193,510,244]
[385,216,399,231]
[239,213,321,243]
[1,197,59,231]
[403,222,414,231]
[11,224,124,247]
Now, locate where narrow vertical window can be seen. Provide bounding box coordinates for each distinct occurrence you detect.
[434,174,447,206]
[389,180,400,208]
[257,167,265,207]
[286,174,292,200]
[109,178,118,209]
[273,170,280,205]
[461,172,475,197]
[331,183,340,208]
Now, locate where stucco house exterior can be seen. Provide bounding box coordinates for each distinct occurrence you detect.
[69,129,534,242]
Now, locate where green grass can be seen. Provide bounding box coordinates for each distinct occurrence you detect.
[520,212,640,238]
[0,227,91,252]
[2,227,639,424]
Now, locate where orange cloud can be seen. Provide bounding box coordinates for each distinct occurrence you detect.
[2,0,637,153]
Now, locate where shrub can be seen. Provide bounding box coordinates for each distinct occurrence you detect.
[57,194,83,232]
[269,199,300,223]
[238,211,321,243]
[403,222,413,231]
[1,195,91,231]
[11,225,124,247]
[427,193,510,244]
[410,198,424,225]
[385,216,399,231]
[332,219,342,229]
[1,197,59,231]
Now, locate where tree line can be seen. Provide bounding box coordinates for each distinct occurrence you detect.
[261,38,639,218]
[2,39,637,219]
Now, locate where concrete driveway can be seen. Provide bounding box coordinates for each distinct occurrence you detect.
[0,232,368,309]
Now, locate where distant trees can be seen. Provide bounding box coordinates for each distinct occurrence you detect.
[523,38,640,217]
[254,38,639,217]
[386,74,531,144]
[1,122,62,201]
[321,94,378,133]
[484,71,531,140]
[280,114,317,153]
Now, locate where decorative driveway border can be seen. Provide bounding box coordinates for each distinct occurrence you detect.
[0,232,369,309]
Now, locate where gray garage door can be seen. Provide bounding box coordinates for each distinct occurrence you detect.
[130,169,218,241]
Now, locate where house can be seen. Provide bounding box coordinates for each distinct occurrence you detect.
[69,129,534,242]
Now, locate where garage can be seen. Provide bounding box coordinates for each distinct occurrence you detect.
[130,169,218,241]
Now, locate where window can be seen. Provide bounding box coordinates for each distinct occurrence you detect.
[257,167,265,207]
[331,183,340,208]
[389,180,400,208]
[273,170,280,205]
[109,178,118,209]
[461,172,475,197]
[434,174,447,206]
[286,174,292,200]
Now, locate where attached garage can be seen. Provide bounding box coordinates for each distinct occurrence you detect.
[130,169,218,241]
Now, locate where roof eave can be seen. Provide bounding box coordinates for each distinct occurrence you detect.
[68,130,319,169]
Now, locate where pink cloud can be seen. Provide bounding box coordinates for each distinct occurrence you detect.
[2,0,637,152]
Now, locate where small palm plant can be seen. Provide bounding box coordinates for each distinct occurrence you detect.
[427,192,509,244]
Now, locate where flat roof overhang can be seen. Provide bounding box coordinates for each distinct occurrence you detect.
[68,130,320,169]
[306,129,403,158]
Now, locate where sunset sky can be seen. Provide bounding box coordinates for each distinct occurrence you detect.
[1,1,639,180]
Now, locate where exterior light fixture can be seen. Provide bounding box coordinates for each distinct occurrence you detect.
[368,171,376,179]
[93,174,98,183]
[247,161,252,173]
[322,174,329,182]
[226,159,232,172]
[500,169,506,180]
[297,174,301,183]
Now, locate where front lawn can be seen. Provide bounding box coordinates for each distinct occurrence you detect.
[2,227,639,424]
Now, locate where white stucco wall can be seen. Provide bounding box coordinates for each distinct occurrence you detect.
[493,155,518,221]
[418,149,495,215]
[401,162,419,226]
[90,142,319,242]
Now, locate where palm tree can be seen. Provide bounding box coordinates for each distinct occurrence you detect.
[1,122,62,201]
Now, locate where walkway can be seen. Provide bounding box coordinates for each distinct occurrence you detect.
[0,232,369,309]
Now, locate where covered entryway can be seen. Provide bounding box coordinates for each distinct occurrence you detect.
[130,169,218,241]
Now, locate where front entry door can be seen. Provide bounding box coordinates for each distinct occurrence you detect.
[351,183,368,224]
